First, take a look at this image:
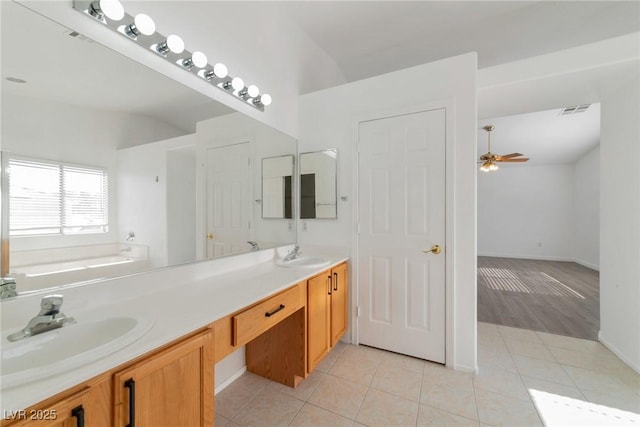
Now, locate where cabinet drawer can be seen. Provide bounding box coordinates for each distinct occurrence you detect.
[233,286,301,346]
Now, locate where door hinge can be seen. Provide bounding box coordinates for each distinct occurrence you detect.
[248,157,251,166]
[356,223,361,234]
[356,306,361,318]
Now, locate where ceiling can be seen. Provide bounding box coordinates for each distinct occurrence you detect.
[478,104,601,166]
[277,1,640,86]
[2,1,637,148]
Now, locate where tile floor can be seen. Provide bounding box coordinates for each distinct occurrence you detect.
[215,322,640,426]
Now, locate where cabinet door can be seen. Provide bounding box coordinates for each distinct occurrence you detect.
[330,262,348,347]
[307,272,331,372]
[7,389,89,427]
[113,330,214,427]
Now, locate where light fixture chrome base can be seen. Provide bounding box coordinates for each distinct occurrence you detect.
[72,0,267,111]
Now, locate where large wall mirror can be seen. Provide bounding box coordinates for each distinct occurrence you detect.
[299,149,338,219]
[0,1,296,294]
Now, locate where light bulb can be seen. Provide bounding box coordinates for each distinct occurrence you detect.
[134,14,155,36]
[247,85,259,98]
[480,162,490,172]
[213,63,228,79]
[192,51,208,68]
[166,35,185,54]
[231,77,244,92]
[260,94,272,106]
[156,34,184,55]
[100,0,124,20]
[489,163,499,171]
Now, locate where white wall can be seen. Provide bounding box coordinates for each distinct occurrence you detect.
[478,165,574,260]
[167,148,197,265]
[298,53,478,371]
[599,73,640,372]
[574,146,600,270]
[117,134,196,268]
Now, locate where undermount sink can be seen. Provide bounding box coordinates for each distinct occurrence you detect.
[1,315,154,388]
[275,256,330,269]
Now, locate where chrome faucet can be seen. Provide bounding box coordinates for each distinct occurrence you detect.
[247,241,260,252]
[282,245,301,262]
[1,277,18,299]
[8,295,76,342]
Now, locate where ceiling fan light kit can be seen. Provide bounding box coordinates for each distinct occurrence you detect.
[479,124,529,172]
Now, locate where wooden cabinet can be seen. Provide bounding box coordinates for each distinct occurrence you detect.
[307,272,331,372]
[330,262,348,347]
[307,262,348,372]
[113,329,214,427]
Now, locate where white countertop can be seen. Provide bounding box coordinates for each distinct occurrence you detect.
[0,245,348,412]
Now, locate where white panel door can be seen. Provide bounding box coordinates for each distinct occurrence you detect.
[206,143,251,258]
[358,109,446,363]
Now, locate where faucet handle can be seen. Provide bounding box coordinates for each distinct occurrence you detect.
[40,295,64,315]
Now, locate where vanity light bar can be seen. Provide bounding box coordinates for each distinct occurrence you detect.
[73,0,271,111]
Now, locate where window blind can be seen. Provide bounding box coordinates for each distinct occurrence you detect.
[8,158,108,236]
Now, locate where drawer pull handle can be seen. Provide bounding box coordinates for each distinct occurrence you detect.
[71,405,85,427]
[334,272,338,291]
[125,378,136,427]
[265,304,285,317]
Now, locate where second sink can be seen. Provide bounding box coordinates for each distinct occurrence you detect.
[275,256,330,269]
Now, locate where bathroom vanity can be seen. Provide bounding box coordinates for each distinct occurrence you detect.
[1,250,348,427]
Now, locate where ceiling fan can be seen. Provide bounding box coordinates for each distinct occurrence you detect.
[479,125,529,172]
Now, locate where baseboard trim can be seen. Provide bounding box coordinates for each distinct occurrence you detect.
[598,331,640,374]
[215,366,247,395]
[573,258,600,271]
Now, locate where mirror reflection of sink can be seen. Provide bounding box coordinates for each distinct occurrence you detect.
[1,315,154,389]
[275,256,330,269]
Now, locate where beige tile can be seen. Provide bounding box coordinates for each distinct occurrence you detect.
[499,325,543,344]
[581,388,640,415]
[289,403,354,427]
[475,388,542,426]
[478,322,501,337]
[424,362,473,382]
[215,413,231,427]
[215,373,270,418]
[356,388,419,427]
[473,366,530,401]
[370,364,422,401]
[478,331,508,354]
[341,344,388,362]
[478,346,517,373]
[512,354,574,386]
[308,374,368,419]
[562,364,639,398]
[329,350,380,386]
[417,405,480,426]
[378,350,426,374]
[231,389,303,427]
[535,331,598,352]
[266,370,325,401]
[504,337,556,361]
[530,388,640,426]
[421,374,478,420]
[520,375,586,400]
[549,345,638,378]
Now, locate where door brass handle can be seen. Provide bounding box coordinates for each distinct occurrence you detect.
[207,233,214,240]
[423,244,442,255]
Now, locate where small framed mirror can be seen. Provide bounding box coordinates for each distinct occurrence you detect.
[262,155,294,219]
[299,149,338,219]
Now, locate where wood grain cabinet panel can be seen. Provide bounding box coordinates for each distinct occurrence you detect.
[307,271,331,372]
[4,388,89,427]
[330,262,348,347]
[113,329,214,427]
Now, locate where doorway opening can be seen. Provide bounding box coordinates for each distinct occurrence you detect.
[476,104,601,340]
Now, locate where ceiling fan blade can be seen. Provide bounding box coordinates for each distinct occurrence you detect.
[497,153,524,159]
[497,158,529,162]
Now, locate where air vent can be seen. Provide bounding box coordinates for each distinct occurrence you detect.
[559,104,590,115]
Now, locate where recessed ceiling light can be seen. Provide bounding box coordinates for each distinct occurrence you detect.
[6,77,27,84]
